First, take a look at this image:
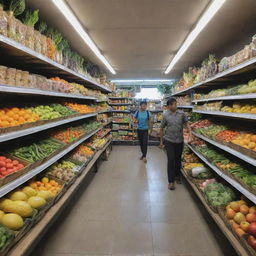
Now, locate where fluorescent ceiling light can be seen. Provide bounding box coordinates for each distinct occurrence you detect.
[111,79,174,83]
[52,0,116,74]
[164,0,225,74]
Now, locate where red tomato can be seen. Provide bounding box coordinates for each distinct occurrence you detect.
[0,156,6,161]
[0,161,6,167]
[5,159,12,163]
[17,164,24,169]
[12,160,19,166]
[6,163,14,169]
[0,167,6,173]
[2,171,8,176]
[7,169,14,174]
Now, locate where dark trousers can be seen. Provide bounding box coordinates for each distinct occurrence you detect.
[164,140,184,183]
[137,129,148,157]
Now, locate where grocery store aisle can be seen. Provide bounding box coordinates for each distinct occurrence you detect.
[34,146,237,256]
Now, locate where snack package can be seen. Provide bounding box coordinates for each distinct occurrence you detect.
[0,6,8,36]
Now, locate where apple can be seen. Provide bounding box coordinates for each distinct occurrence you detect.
[226,208,236,219]
[250,206,256,214]
[248,223,256,237]
[240,205,249,215]
[246,213,256,223]
[230,220,240,229]
[235,228,245,237]
[248,235,256,250]
[230,201,240,212]
[238,200,247,206]
[240,221,250,232]
[234,212,246,224]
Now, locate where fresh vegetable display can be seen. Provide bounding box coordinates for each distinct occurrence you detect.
[10,139,63,163]
[64,102,96,114]
[72,145,94,162]
[222,102,256,114]
[52,128,84,144]
[0,226,13,250]
[0,156,25,178]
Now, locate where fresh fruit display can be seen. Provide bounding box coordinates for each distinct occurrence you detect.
[64,102,96,114]
[29,177,62,196]
[0,107,39,128]
[203,182,236,208]
[97,114,109,124]
[52,128,84,144]
[190,119,212,129]
[112,106,129,111]
[110,90,133,98]
[47,160,76,182]
[231,133,256,151]
[110,99,130,104]
[183,162,203,170]
[216,130,240,142]
[0,156,25,178]
[194,101,222,111]
[86,138,108,150]
[96,128,111,138]
[183,152,199,163]
[221,102,256,114]
[11,139,63,163]
[97,102,111,112]
[72,145,94,162]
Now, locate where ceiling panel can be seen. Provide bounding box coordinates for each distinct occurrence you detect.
[27,0,256,80]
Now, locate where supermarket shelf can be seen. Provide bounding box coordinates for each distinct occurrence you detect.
[149,109,163,112]
[112,121,130,124]
[109,103,133,106]
[171,57,256,96]
[112,128,133,131]
[96,99,108,103]
[108,97,133,99]
[0,113,97,143]
[0,126,104,198]
[192,132,256,167]
[9,140,112,256]
[193,110,256,120]
[0,35,111,93]
[0,84,97,100]
[177,105,193,109]
[186,143,256,204]
[98,110,112,114]
[193,93,256,103]
[181,169,248,256]
[111,109,130,113]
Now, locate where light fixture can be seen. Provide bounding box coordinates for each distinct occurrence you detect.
[111,79,174,83]
[164,0,225,74]
[52,0,116,74]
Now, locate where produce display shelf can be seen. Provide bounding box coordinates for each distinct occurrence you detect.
[149,109,163,112]
[0,112,98,143]
[192,132,256,167]
[112,128,133,131]
[0,126,104,198]
[108,97,133,100]
[0,84,97,100]
[192,93,256,103]
[109,103,133,106]
[111,110,131,113]
[171,57,256,96]
[181,169,248,256]
[8,140,112,256]
[193,110,256,120]
[177,105,193,109]
[186,143,256,204]
[112,121,130,124]
[0,35,111,93]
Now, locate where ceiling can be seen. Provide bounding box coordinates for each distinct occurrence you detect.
[27,0,256,80]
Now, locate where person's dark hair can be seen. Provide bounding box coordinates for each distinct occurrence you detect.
[166,97,177,106]
[140,101,147,106]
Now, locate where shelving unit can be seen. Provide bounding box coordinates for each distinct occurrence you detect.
[181,169,248,256]
[177,105,193,109]
[0,35,111,92]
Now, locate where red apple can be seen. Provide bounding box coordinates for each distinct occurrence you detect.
[247,213,256,223]
[248,223,256,237]
[250,206,256,214]
[240,221,250,232]
[248,235,256,250]
[240,205,249,215]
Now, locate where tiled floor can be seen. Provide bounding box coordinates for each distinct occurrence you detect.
[32,146,238,256]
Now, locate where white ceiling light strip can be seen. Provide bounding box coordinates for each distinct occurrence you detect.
[164,0,225,74]
[111,79,174,83]
[52,0,116,74]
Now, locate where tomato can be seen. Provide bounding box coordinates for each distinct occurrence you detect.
[17,164,24,169]
[1,171,8,176]
[0,161,6,167]
[0,156,6,161]
[0,167,6,173]
[6,163,14,169]
[12,160,19,166]
[5,159,12,163]
[7,169,14,174]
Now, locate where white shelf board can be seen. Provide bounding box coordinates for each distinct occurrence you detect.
[177,105,193,109]
[193,94,256,103]
[193,110,256,120]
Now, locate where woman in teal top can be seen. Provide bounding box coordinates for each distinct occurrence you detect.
[133,102,152,163]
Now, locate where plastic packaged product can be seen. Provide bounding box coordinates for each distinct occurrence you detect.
[0,65,7,81]
[6,78,15,86]
[20,71,29,86]
[7,14,17,40]
[15,69,22,81]
[25,26,35,50]
[40,35,47,56]
[28,74,36,88]
[34,30,42,54]
[0,6,8,36]
[6,68,16,80]
[16,19,27,44]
